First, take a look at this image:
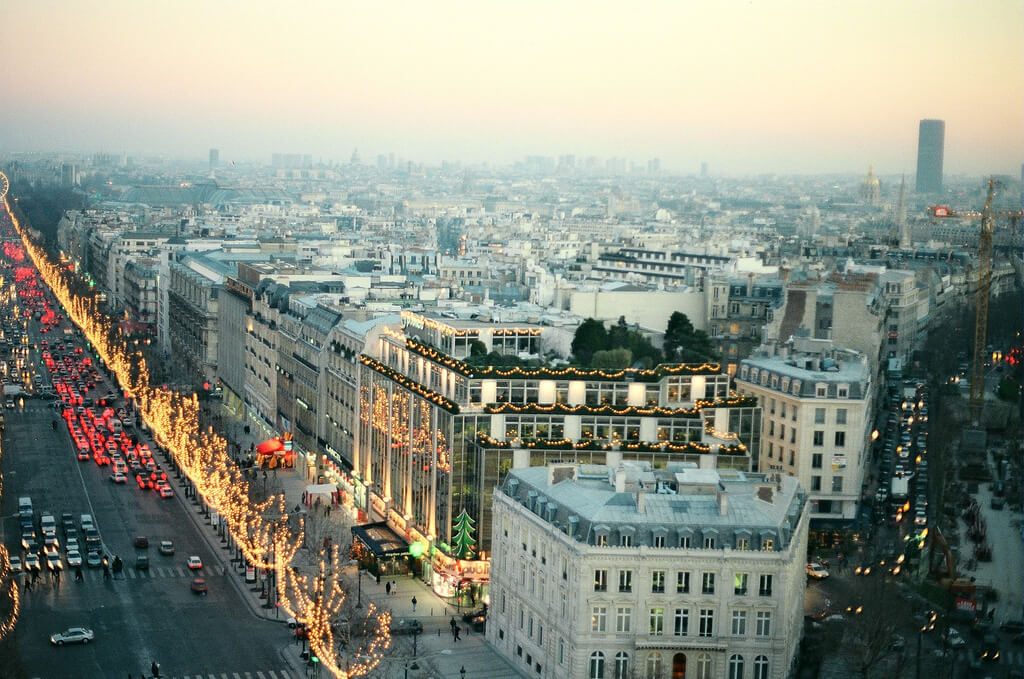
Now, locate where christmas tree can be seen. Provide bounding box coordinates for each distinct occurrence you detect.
[451,509,476,559]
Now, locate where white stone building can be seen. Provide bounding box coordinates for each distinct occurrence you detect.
[487,461,808,679]
[736,332,874,522]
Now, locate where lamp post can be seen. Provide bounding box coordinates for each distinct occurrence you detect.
[344,558,363,608]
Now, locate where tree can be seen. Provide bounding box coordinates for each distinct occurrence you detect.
[469,339,487,357]
[663,312,717,363]
[592,348,633,369]
[451,509,476,560]
[571,318,608,366]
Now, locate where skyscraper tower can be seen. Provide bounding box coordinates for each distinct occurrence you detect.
[209,148,219,169]
[915,119,944,194]
[895,176,910,248]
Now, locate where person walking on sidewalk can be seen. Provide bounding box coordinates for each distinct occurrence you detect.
[411,596,417,612]
[386,581,391,596]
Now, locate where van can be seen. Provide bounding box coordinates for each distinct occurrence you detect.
[40,512,56,537]
[80,514,95,531]
[18,496,32,519]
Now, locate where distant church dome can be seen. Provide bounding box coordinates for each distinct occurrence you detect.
[860,166,881,206]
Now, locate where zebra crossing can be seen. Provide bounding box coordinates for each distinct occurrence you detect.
[159,671,295,679]
[70,564,228,582]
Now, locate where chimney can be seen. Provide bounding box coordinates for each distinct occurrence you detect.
[747,272,754,297]
[614,468,626,493]
[637,490,646,514]
[717,487,729,515]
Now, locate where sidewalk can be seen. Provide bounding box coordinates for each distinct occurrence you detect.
[205,403,521,678]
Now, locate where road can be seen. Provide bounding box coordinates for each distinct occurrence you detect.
[2,399,292,678]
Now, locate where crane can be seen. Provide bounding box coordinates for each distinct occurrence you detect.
[930,179,1023,425]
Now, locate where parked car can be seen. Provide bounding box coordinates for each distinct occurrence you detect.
[390,619,424,636]
[50,627,94,645]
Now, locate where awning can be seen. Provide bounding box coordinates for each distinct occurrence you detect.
[350,522,408,559]
[256,438,285,455]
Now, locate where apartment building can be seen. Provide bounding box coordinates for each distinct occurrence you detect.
[736,332,873,522]
[488,461,807,679]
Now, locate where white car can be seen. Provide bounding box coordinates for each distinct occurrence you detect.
[187,555,203,570]
[66,550,83,568]
[50,627,94,645]
[46,552,63,571]
[806,562,829,579]
[8,555,22,573]
[24,553,41,571]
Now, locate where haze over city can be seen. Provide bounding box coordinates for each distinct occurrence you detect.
[2,0,1022,175]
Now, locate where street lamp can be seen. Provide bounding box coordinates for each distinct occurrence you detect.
[344,558,363,608]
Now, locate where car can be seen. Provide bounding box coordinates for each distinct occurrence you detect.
[86,551,103,568]
[158,484,173,499]
[187,556,202,570]
[980,632,1000,661]
[806,562,829,579]
[134,536,149,549]
[390,619,424,636]
[76,449,90,461]
[942,628,967,648]
[9,556,22,573]
[191,577,208,595]
[854,561,872,576]
[24,554,41,571]
[5,398,13,408]
[135,555,149,571]
[46,551,63,571]
[66,550,82,567]
[65,537,79,554]
[159,540,175,556]
[50,627,94,645]
[109,471,127,483]
[22,533,38,552]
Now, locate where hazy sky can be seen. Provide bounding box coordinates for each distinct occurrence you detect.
[2,0,1021,175]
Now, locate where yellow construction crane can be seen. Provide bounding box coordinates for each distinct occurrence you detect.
[930,178,1023,425]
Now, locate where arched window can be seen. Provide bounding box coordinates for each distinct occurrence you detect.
[728,654,745,679]
[614,651,629,679]
[646,652,662,679]
[696,652,713,679]
[754,655,769,679]
[590,651,606,679]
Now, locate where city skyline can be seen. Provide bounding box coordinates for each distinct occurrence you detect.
[1,1,1022,175]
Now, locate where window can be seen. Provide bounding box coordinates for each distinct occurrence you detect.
[811,476,822,491]
[677,571,691,593]
[729,654,745,679]
[816,384,828,398]
[596,534,608,546]
[789,450,795,465]
[779,424,785,441]
[813,431,824,446]
[678,535,691,549]
[837,385,849,398]
[699,609,714,637]
[734,573,748,595]
[814,407,825,424]
[768,420,774,436]
[836,408,847,424]
[697,653,713,679]
[590,651,605,679]
[528,616,534,637]
[753,655,769,679]
[620,534,633,547]
[731,610,747,635]
[651,570,665,593]
[761,538,774,552]
[520,608,525,630]
[592,606,607,632]
[835,431,846,447]
[832,476,844,492]
[558,639,565,665]
[756,611,772,636]
[653,534,665,548]
[736,537,749,550]
[614,652,629,679]
[594,569,608,592]
[646,653,663,679]
[812,453,823,469]
[618,570,633,593]
[616,607,632,633]
[759,574,773,596]
[780,402,786,417]
[673,608,689,636]
[538,624,543,645]
[702,572,715,594]
[649,608,665,636]
[703,536,716,549]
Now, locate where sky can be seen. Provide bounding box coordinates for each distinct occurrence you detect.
[1,0,1022,175]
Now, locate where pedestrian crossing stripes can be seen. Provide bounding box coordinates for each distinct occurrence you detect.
[68,564,228,582]
[164,671,294,679]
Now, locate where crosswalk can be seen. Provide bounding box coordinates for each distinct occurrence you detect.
[160,671,295,679]
[59,564,229,582]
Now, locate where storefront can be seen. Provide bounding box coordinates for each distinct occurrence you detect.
[350,522,410,579]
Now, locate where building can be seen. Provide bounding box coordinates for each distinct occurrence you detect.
[355,312,764,600]
[209,148,219,169]
[914,119,944,195]
[488,461,808,679]
[736,332,873,524]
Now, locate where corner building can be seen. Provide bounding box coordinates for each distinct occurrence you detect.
[355,313,763,599]
[488,462,808,679]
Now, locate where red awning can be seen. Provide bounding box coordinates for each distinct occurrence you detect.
[255,438,285,455]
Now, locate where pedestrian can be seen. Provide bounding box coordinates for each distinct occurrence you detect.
[24,579,30,593]
[450,616,457,631]
[75,568,83,582]
[386,581,392,596]
[454,626,461,642]
[392,580,397,594]
[412,596,417,612]
[327,505,331,517]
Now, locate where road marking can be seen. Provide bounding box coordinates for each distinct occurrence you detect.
[233,674,242,679]
[178,567,188,577]
[256,672,266,679]
[126,569,135,579]
[267,672,279,679]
